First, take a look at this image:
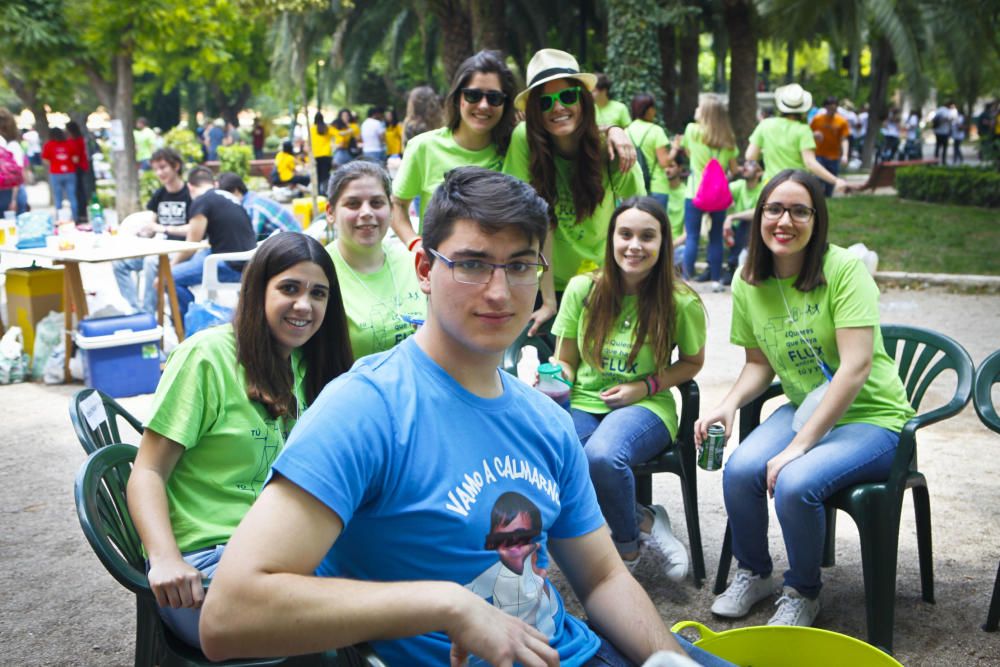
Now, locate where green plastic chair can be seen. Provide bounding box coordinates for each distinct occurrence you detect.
[69,388,144,454]
[973,349,1000,632]
[713,324,974,653]
[503,326,707,587]
[74,444,384,667]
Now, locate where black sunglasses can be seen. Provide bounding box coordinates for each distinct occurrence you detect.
[539,86,582,113]
[461,88,507,107]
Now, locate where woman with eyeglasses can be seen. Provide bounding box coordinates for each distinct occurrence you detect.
[391,50,516,252]
[325,160,426,359]
[551,196,706,579]
[504,49,645,334]
[695,170,913,628]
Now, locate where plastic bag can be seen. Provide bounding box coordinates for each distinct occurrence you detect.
[16,211,54,249]
[184,301,234,337]
[43,345,65,384]
[0,326,29,384]
[31,310,63,380]
[846,242,879,276]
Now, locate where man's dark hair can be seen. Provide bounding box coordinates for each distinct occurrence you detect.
[421,167,549,260]
[281,140,294,153]
[367,106,383,118]
[489,492,541,533]
[595,73,611,92]
[187,165,216,187]
[150,147,184,174]
[218,172,248,195]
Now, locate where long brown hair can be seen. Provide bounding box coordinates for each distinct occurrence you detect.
[443,50,518,155]
[524,78,604,224]
[234,233,353,418]
[582,197,700,370]
[696,95,736,150]
[741,169,829,292]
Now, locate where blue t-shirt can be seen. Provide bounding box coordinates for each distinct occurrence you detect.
[271,337,606,665]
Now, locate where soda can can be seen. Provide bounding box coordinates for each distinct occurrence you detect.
[698,424,726,471]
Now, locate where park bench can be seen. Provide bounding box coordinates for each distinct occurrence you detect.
[848,158,938,194]
[203,158,274,178]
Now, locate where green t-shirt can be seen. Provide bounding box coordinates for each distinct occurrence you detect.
[145,325,307,553]
[748,117,817,184]
[595,99,632,129]
[504,123,646,290]
[551,275,706,438]
[665,179,687,241]
[327,241,426,359]
[730,245,914,432]
[681,122,739,200]
[626,119,670,194]
[392,127,504,230]
[727,178,765,228]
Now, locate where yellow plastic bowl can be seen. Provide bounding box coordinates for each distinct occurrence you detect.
[671,621,903,666]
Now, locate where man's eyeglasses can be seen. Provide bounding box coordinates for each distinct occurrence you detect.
[539,86,582,113]
[461,88,507,107]
[428,249,548,286]
[761,203,816,223]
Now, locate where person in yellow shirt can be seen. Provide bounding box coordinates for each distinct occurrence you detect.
[332,109,357,166]
[311,112,334,195]
[273,141,309,193]
[385,108,402,158]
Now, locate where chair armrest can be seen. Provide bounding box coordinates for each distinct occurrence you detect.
[202,247,258,298]
[738,382,784,441]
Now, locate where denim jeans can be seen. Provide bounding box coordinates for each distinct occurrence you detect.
[586,632,736,667]
[725,222,749,272]
[363,150,386,165]
[816,156,840,197]
[50,172,78,220]
[572,406,671,555]
[151,544,225,648]
[682,199,726,280]
[722,403,899,599]
[173,249,243,321]
[112,256,160,313]
[650,192,669,211]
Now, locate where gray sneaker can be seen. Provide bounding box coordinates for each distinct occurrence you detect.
[711,569,777,618]
[767,586,821,626]
[641,505,689,582]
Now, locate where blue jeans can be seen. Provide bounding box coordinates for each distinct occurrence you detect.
[726,222,749,271]
[572,406,671,555]
[650,193,669,211]
[152,544,225,648]
[816,156,840,197]
[363,150,386,164]
[50,172,78,220]
[682,199,726,280]
[172,249,243,321]
[587,632,736,666]
[113,255,160,313]
[722,403,899,599]
[334,148,353,166]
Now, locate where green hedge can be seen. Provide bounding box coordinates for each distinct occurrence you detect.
[217,144,253,181]
[896,165,1000,208]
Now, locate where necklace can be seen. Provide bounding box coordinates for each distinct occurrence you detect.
[332,242,402,314]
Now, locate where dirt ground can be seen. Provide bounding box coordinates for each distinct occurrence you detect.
[2,284,999,666]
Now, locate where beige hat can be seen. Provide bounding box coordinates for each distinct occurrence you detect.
[514,49,598,111]
[774,83,813,115]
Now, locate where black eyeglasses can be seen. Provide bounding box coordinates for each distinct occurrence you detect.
[761,203,816,223]
[539,86,582,113]
[428,249,548,286]
[461,88,507,107]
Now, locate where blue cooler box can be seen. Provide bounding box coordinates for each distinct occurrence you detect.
[75,313,163,398]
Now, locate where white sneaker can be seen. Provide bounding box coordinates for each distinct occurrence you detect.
[641,505,689,582]
[711,569,777,617]
[622,552,641,573]
[767,587,821,626]
[711,281,725,293]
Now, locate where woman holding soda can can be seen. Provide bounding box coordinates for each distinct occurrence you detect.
[695,169,914,627]
[551,196,706,580]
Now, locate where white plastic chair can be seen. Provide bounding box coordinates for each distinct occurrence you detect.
[201,247,258,303]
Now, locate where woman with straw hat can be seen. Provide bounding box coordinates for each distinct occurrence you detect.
[504,48,644,334]
[746,83,847,193]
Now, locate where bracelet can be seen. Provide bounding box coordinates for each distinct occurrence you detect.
[646,375,660,396]
[643,377,654,396]
[407,236,422,252]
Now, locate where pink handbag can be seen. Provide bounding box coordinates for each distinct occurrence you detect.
[692,157,732,212]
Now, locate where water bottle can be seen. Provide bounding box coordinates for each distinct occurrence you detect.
[792,361,835,434]
[516,346,539,385]
[88,195,105,234]
[536,362,572,410]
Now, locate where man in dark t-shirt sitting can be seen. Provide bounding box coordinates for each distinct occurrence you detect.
[113,147,193,313]
[163,165,256,321]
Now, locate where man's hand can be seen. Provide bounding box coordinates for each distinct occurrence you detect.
[147,555,205,609]
[447,595,558,667]
[606,127,636,173]
[527,301,557,338]
[599,382,647,409]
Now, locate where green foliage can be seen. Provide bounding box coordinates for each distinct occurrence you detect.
[606,0,664,114]
[139,170,161,203]
[164,127,204,165]
[96,187,116,210]
[217,144,254,180]
[896,166,1000,209]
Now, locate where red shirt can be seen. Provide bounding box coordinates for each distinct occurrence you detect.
[41,139,77,174]
[71,136,89,171]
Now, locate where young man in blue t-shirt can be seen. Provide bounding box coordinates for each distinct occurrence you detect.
[199,167,726,667]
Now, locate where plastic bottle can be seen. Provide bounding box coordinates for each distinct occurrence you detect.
[536,362,572,410]
[792,362,835,434]
[516,346,539,385]
[88,194,105,234]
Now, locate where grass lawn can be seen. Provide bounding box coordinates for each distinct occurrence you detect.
[826,195,999,275]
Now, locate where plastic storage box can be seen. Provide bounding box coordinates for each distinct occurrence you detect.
[75,313,163,398]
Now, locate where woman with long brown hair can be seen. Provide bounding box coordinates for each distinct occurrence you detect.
[551,196,706,579]
[127,232,352,650]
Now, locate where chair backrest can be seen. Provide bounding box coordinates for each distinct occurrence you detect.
[69,388,145,454]
[202,245,259,301]
[501,326,555,377]
[74,443,150,596]
[973,349,1000,435]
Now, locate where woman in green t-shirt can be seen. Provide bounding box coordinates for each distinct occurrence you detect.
[127,233,353,649]
[696,170,913,628]
[626,93,672,211]
[551,196,706,579]
[324,160,426,358]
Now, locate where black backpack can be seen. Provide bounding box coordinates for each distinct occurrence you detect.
[626,125,654,192]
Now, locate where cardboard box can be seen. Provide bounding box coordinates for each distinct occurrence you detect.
[5,266,64,360]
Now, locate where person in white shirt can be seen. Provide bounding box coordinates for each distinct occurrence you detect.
[360,107,387,164]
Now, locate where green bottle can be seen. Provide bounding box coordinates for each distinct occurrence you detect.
[88,194,105,234]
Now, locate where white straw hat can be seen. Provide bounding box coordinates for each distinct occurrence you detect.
[774,83,813,115]
[514,49,597,111]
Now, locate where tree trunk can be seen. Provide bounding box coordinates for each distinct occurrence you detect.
[210,83,251,127]
[862,36,893,169]
[110,53,141,219]
[724,0,757,152]
[658,24,677,129]
[676,14,700,132]
[470,0,505,53]
[785,41,795,84]
[430,0,473,83]
[1,69,51,141]
[302,86,320,228]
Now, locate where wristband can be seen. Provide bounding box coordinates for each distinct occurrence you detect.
[407,236,422,252]
[648,376,660,395]
[644,377,654,396]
